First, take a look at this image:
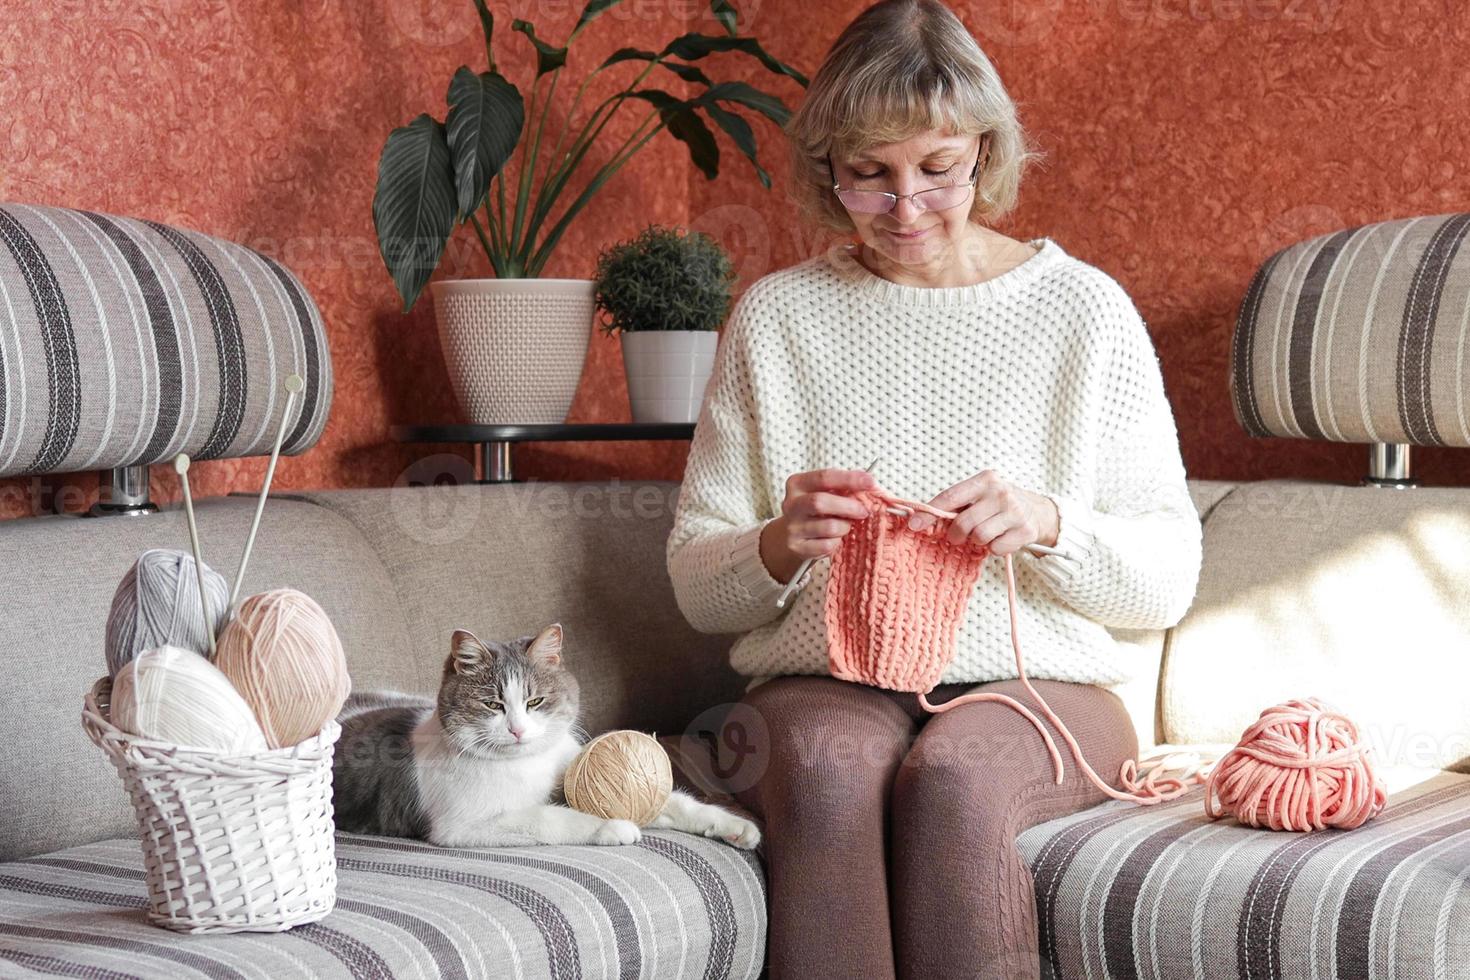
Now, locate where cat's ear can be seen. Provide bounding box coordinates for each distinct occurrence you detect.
[449,628,491,675]
[528,623,563,666]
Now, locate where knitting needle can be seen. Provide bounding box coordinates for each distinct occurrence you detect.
[173,453,217,659]
[228,373,304,619]
[881,505,1077,561]
[775,456,881,609]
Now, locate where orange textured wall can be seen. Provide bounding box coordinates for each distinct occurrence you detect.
[1,0,1467,520]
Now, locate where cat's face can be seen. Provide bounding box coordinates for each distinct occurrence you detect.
[437,623,581,758]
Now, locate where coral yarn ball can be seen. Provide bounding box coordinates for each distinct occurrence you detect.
[110,645,269,754]
[1204,697,1388,832]
[564,730,673,826]
[214,588,351,749]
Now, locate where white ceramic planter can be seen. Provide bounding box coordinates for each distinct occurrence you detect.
[430,278,595,424]
[619,330,718,423]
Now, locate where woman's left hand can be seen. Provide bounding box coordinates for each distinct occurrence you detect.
[906,470,1060,555]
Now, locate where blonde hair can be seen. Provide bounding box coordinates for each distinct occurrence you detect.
[783,0,1044,233]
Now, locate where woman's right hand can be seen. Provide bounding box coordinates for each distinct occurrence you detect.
[759,468,879,584]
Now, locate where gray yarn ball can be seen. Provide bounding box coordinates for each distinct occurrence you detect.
[105,548,230,677]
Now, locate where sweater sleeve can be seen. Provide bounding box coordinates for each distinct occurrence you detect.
[1017,288,1203,631]
[666,293,808,635]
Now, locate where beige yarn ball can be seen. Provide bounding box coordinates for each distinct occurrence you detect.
[214,587,351,749]
[564,730,673,826]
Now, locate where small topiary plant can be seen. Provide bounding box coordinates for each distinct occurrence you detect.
[594,225,736,336]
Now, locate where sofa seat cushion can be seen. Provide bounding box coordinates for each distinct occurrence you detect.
[0,831,767,979]
[1014,769,1470,980]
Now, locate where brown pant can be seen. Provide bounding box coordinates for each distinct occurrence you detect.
[716,674,1138,980]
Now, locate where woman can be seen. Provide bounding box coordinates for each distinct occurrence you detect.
[666,1,1202,977]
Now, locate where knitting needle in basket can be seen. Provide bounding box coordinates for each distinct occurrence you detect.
[228,373,304,621]
[774,456,881,609]
[173,453,217,659]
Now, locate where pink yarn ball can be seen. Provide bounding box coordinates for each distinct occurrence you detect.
[214,588,351,749]
[1204,697,1388,832]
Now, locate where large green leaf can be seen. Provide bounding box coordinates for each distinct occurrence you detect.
[700,103,769,188]
[599,48,712,86]
[709,0,738,34]
[445,66,524,217]
[627,90,719,180]
[660,33,808,86]
[373,114,457,313]
[511,20,568,76]
[696,80,791,125]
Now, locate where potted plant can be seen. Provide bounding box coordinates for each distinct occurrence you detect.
[373,0,805,425]
[595,225,734,423]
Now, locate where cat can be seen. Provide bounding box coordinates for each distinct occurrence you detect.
[332,622,761,850]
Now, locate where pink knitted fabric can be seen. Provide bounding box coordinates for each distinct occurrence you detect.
[825,488,990,693]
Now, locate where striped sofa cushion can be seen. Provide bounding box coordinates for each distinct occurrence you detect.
[0,203,332,480]
[0,831,767,979]
[1015,772,1470,980]
[1231,212,1470,446]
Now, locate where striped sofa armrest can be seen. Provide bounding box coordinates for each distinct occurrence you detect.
[0,203,332,482]
[1230,211,1470,451]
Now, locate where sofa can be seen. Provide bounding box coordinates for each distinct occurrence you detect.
[1,202,1468,979]
[0,478,775,978]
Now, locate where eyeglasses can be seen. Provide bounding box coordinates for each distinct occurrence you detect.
[830,136,989,215]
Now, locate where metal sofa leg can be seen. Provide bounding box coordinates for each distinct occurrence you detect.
[1363,442,1417,489]
[86,464,158,517]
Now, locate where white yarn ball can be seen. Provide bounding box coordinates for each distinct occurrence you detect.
[110,645,269,754]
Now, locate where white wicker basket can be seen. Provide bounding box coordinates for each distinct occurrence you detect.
[81,675,341,934]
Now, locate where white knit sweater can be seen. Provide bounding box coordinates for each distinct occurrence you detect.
[665,237,1202,691]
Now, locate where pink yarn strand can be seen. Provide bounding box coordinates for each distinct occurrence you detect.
[872,488,1199,804]
[916,545,1201,805]
[873,487,1386,828]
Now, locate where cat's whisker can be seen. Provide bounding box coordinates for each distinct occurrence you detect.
[448,728,486,759]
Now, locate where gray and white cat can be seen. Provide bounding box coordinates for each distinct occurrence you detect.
[332,622,760,850]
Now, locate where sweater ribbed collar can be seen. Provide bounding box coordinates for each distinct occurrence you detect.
[825,236,1062,308]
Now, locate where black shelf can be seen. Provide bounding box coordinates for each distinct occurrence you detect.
[391,423,695,443]
[389,422,696,483]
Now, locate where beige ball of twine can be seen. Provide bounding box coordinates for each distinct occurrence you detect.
[564,730,673,826]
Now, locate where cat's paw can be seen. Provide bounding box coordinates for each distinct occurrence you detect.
[701,813,761,849]
[591,819,641,846]
[723,816,762,850]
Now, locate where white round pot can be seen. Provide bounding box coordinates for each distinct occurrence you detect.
[619,330,718,423]
[430,278,595,424]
